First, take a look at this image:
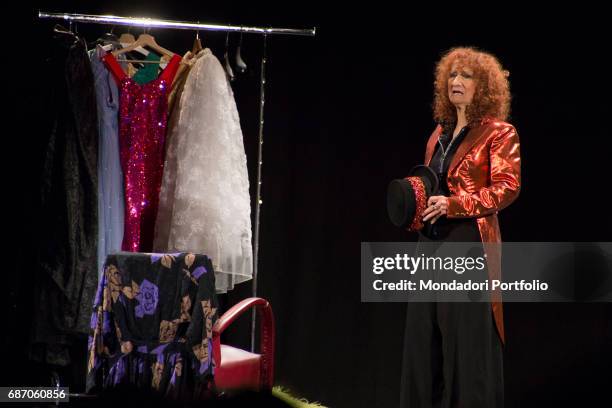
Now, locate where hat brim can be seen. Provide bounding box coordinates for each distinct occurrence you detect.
[408,165,439,196]
[387,179,416,228]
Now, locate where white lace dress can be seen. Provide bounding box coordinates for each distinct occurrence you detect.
[154,49,253,293]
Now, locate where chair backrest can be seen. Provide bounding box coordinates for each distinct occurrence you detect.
[212,297,275,389]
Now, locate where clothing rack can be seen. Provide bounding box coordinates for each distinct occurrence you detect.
[38,11,316,352]
[38,12,316,36]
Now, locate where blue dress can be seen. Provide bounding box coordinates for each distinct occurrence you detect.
[89,45,125,278]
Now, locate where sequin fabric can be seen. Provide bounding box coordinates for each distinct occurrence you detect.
[104,53,181,252]
[405,177,426,232]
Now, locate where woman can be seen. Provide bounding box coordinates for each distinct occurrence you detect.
[399,47,521,407]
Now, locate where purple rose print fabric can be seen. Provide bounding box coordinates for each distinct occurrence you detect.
[86,252,218,400]
[135,279,159,318]
[192,266,207,280]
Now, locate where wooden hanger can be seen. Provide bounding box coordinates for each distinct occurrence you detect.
[192,31,203,54]
[118,31,136,44]
[113,33,175,58]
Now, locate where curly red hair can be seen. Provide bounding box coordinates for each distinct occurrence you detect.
[433,47,511,128]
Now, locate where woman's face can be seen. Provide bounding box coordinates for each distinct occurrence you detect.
[448,61,476,108]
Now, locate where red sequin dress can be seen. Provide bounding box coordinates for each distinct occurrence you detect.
[104,53,181,252]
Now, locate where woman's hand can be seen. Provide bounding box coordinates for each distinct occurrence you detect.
[422,195,449,224]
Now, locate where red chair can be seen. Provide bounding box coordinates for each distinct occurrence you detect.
[212,297,275,392]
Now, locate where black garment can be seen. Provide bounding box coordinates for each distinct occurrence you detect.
[423,126,480,241]
[87,253,218,400]
[400,232,504,407]
[399,125,504,407]
[429,126,470,197]
[30,27,99,367]
[400,301,504,408]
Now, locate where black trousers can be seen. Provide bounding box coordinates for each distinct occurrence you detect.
[399,218,504,408]
[399,301,503,408]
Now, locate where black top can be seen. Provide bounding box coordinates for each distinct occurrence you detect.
[421,125,481,242]
[429,125,470,196]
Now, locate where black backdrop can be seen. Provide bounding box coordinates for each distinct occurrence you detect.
[5,1,611,407]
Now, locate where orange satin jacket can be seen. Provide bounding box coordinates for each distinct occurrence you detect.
[424,117,521,344]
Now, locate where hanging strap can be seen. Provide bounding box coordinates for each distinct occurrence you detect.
[103,53,181,85]
[102,53,126,83]
[159,54,182,85]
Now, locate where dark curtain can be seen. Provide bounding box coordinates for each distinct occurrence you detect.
[5,2,611,407]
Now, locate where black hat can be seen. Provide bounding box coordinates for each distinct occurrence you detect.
[387,165,439,230]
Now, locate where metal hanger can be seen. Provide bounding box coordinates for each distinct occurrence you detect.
[224,32,235,81]
[235,32,247,73]
[89,25,121,49]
